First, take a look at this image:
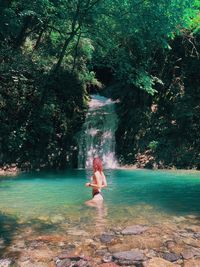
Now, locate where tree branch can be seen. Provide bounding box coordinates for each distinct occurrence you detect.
[72,31,82,72]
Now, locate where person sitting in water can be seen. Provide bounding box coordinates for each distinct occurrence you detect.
[85,157,107,205]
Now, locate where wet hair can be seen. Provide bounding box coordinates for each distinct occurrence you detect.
[93,157,103,172]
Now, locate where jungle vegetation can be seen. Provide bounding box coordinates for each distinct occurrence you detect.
[0,0,199,169]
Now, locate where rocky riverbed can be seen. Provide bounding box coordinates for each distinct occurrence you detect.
[1,215,200,267]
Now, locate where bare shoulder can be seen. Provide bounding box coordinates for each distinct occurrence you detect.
[94,171,101,178]
[101,171,106,178]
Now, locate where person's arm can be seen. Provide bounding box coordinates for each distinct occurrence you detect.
[101,172,107,188]
[85,172,101,188]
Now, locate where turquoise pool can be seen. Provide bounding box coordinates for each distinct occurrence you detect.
[0,169,200,230]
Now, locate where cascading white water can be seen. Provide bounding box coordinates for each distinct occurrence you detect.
[78,94,118,169]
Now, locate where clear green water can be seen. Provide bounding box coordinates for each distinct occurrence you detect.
[0,169,200,231]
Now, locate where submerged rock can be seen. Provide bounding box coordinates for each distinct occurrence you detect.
[95,249,108,256]
[51,215,65,224]
[102,253,113,263]
[121,225,148,235]
[109,243,133,253]
[164,240,176,250]
[19,262,50,267]
[26,248,55,262]
[193,232,200,239]
[181,249,194,260]
[67,229,89,236]
[56,259,91,267]
[113,250,146,265]
[56,253,91,267]
[162,252,180,262]
[0,259,15,267]
[99,264,120,267]
[56,259,71,267]
[143,257,178,267]
[100,233,115,244]
[184,258,200,267]
[173,216,186,223]
[181,247,200,260]
[0,239,5,250]
[185,215,198,220]
[182,238,200,247]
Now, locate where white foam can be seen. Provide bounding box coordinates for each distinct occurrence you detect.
[78,95,118,169]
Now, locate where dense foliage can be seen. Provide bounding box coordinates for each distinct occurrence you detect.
[114,33,200,169]
[0,0,199,169]
[0,68,87,169]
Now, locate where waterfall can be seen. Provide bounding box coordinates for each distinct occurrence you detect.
[78,94,118,169]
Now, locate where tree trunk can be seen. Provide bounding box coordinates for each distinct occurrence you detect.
[72,32,81,72]
[33,27,45,50]
[15,16,31,48]
[53,33,76,73]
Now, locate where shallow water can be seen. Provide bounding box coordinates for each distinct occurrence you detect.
[1,169,200,264]
[0,169,200,230]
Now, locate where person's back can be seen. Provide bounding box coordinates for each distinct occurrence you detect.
[92,170,107,196]
[85,157,107,206]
